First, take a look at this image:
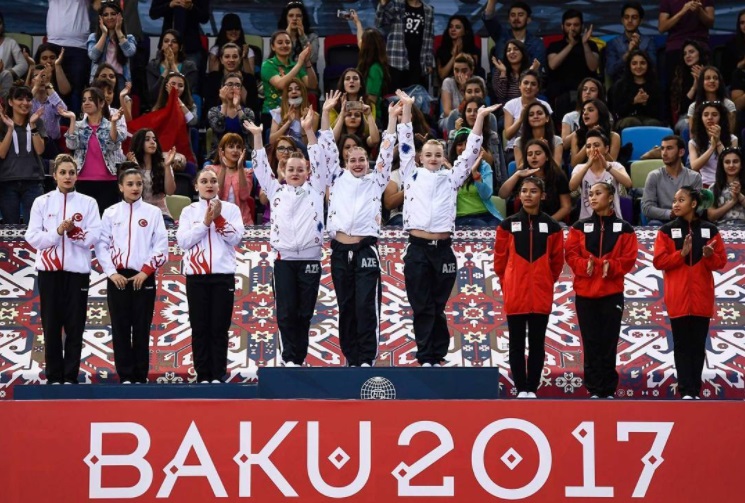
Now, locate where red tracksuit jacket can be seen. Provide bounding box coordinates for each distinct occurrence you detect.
[653,217,727,319]
[494,209,564,315]
[565,212,639,298]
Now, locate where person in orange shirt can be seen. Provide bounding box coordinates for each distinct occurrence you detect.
[206,133,255,226]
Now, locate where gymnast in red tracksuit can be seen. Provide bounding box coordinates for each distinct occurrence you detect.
[566,181,638,399]
[653,186,727,399]
[494,176,564,398]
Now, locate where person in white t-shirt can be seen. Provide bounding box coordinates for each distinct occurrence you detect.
[46,0,91,113]
[569,130,632,219]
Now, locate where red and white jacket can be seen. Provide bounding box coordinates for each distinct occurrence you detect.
[653,218,727,318]
[95,199,169,277]
[25,188,101,274]
[176,198,244,275]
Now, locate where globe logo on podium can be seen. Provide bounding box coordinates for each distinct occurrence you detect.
[360,377,396,400]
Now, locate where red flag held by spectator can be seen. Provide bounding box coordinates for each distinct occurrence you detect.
[124,88,195,163]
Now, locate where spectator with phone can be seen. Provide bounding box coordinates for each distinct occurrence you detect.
[349,11,391,120]
[329,69,371,125]
[332,95,380,150]
[278,1,319,74]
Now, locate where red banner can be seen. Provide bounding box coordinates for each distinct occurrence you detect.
[1,400,743,502]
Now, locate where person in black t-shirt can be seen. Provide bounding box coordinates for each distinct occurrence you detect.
[546,9,600,112]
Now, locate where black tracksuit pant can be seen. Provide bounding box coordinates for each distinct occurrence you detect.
[330,238,382,366]
[404,236,457,365]
[107,268,156,383]
[186,274,235,382]
[670,316,710,398]
[38,270,90,384]
[273,259,322,365]
[576,293,624,397]
[507,314,549,393]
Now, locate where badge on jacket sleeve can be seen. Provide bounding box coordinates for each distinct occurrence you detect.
[613,222,622,233]
[511,221,522,232]
[701,228,710,239]
[538,222,548,233]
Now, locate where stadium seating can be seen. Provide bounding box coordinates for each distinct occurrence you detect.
[621,126,674,162]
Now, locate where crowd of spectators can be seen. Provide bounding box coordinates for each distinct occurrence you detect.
[0,0,744,228]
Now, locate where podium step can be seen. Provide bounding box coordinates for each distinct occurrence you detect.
[257,367,502,399]
[13,383,259,400]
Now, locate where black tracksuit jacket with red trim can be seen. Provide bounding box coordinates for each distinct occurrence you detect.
[494,209,564,315]
[653,217,727,319]
[565,212,639,298]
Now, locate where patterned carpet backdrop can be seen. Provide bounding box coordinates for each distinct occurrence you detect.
[0,226,744,400]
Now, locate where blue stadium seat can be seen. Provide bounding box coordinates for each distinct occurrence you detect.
[621,126,673,162]
[507,161,517,176]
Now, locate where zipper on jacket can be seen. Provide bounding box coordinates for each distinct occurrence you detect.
[599,216,605,260]
[528,215,533,263]
[124,203,133,269]
[61,192,67,269]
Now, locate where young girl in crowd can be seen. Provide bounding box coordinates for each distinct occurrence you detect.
[96,168,168,384]
[92,79,127,165]
[337,134,367,165]
[440,54,482,123]
[686,66,736,133]
[329,68,370,125]
[499,139,572,223]
[0,85,46,224]
[32,42,71,97]
[514,101,563,169]
[688,101,738,187]
[146,29,199,107]
[653,186,727,399]
[448,97,504,185]
[566,181,638,399]
[87,1,136,91]
[30,64,66,159]
[261,31,317,129]
[246,108,327,367]
[152,71,199,127]
[208,13,255,75]
[176,168,245,383]
[708,148,745,225]
[569,99,620,165]
[333,95,380,150]
[62,87,123,213]
[269,77,318,148]
[503,70,552,159]
[670,40,708,129]
[129,128,177,224]
[492,39,539,106]
[204,43,261,119]
[208,72,256,152]
[436,14,480,80]
[397,89,499,366]
[444,77,496,134]
[208,133,254,226]
[25,154,101,384]
[451,131,502,226]
[321,91,400,367]
[561,78,605,144]
[570,130,632,220]
[494,176,564,398]
[609,49,663,131]
[277,0,319,70]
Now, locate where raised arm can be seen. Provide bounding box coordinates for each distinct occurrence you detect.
[395,89,417,180]
[244,119,280,198]
[451,105,497,187]
[371,101,402,191]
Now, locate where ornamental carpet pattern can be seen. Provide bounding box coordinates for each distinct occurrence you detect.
[0,226,743,399]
